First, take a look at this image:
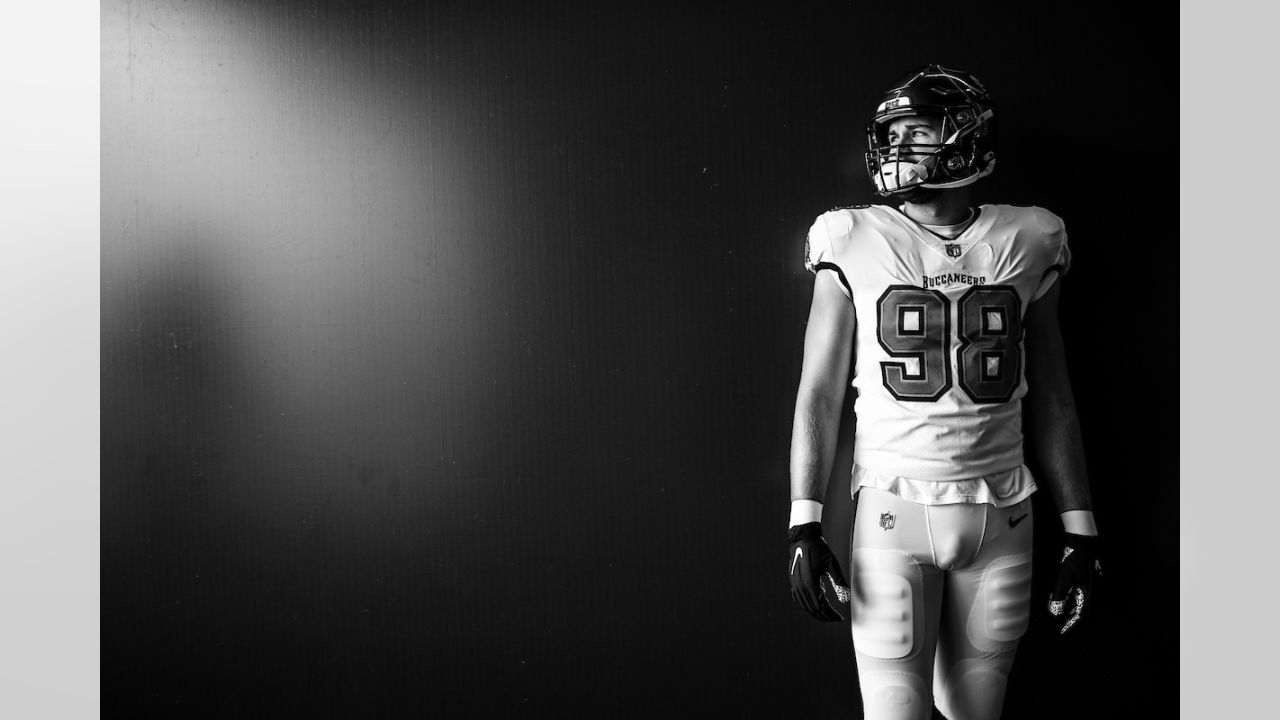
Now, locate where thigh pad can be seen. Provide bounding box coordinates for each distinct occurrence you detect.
[850,548,921,660]
[966,554,1033,651]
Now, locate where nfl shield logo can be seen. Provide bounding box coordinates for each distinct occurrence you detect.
[945,243,961,258]
[879,512,896,531]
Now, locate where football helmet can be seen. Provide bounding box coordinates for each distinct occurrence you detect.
[864,64,997,195]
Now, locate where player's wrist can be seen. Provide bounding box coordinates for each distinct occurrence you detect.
[1062,532,1099,550]
[789,498,823,528]
[787,522,822,545]
[1059,509,1097,536]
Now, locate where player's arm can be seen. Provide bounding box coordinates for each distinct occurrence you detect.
[1024,281,1092,518]
[1023,280,1101,634]
[787,269,854,622]
[791,270,854,504]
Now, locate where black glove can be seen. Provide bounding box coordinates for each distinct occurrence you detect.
[787,522,850,622]
[1047,533,1101,635]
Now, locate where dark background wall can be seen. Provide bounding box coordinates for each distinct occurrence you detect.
[102,2,1176,717]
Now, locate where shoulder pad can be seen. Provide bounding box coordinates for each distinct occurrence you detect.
[1031,207,1065,234]
[820,204,891,233]
[818,207,856,237]
[991,204,1065,234]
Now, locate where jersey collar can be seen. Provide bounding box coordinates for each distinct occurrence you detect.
[889,205,989,262]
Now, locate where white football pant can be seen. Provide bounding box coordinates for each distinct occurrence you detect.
[849,486,1033,720]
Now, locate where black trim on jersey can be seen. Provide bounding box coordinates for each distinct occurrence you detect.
[980,305,1008,336]
[1038,263,1067,285]
[890,205,983,242]
[897,305,926,336]
[813,261,853,297]
[830,203,874,210]
[980,351,1003,381]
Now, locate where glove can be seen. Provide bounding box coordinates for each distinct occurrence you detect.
[1047,533,1101,635]
[787,522,850,622]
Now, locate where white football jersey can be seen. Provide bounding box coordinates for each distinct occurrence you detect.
[805,204,1071,485]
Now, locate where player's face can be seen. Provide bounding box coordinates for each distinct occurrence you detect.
[885,115,944,162]
[882,114,945,202]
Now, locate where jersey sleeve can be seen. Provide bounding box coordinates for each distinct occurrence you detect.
[1030,208,1071,302]
[804,212,853,298]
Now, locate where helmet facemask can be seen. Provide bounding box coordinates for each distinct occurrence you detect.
[863,65,997,197]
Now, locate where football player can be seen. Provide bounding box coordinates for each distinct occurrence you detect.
[787,65,1101,720]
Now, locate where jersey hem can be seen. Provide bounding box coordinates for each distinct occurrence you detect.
[851,463,1038,508]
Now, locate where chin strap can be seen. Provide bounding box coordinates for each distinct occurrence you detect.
[918,159,995,190]
[875,154,937,193]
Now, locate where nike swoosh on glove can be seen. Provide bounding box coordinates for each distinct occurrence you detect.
[787,522,850,622]
[1048,533,1101,635]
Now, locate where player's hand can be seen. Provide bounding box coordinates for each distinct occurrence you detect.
[1047,533,1101,635]
[787,522,850,622]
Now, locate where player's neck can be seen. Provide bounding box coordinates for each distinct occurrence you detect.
[899,189,971,226]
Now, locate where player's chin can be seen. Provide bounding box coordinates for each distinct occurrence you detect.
[892,185,943,204]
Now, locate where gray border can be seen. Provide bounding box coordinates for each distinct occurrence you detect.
[1181,2,1275,716]
[0,4,100,716]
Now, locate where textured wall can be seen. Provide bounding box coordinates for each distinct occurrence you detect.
[102,2,1176,716]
